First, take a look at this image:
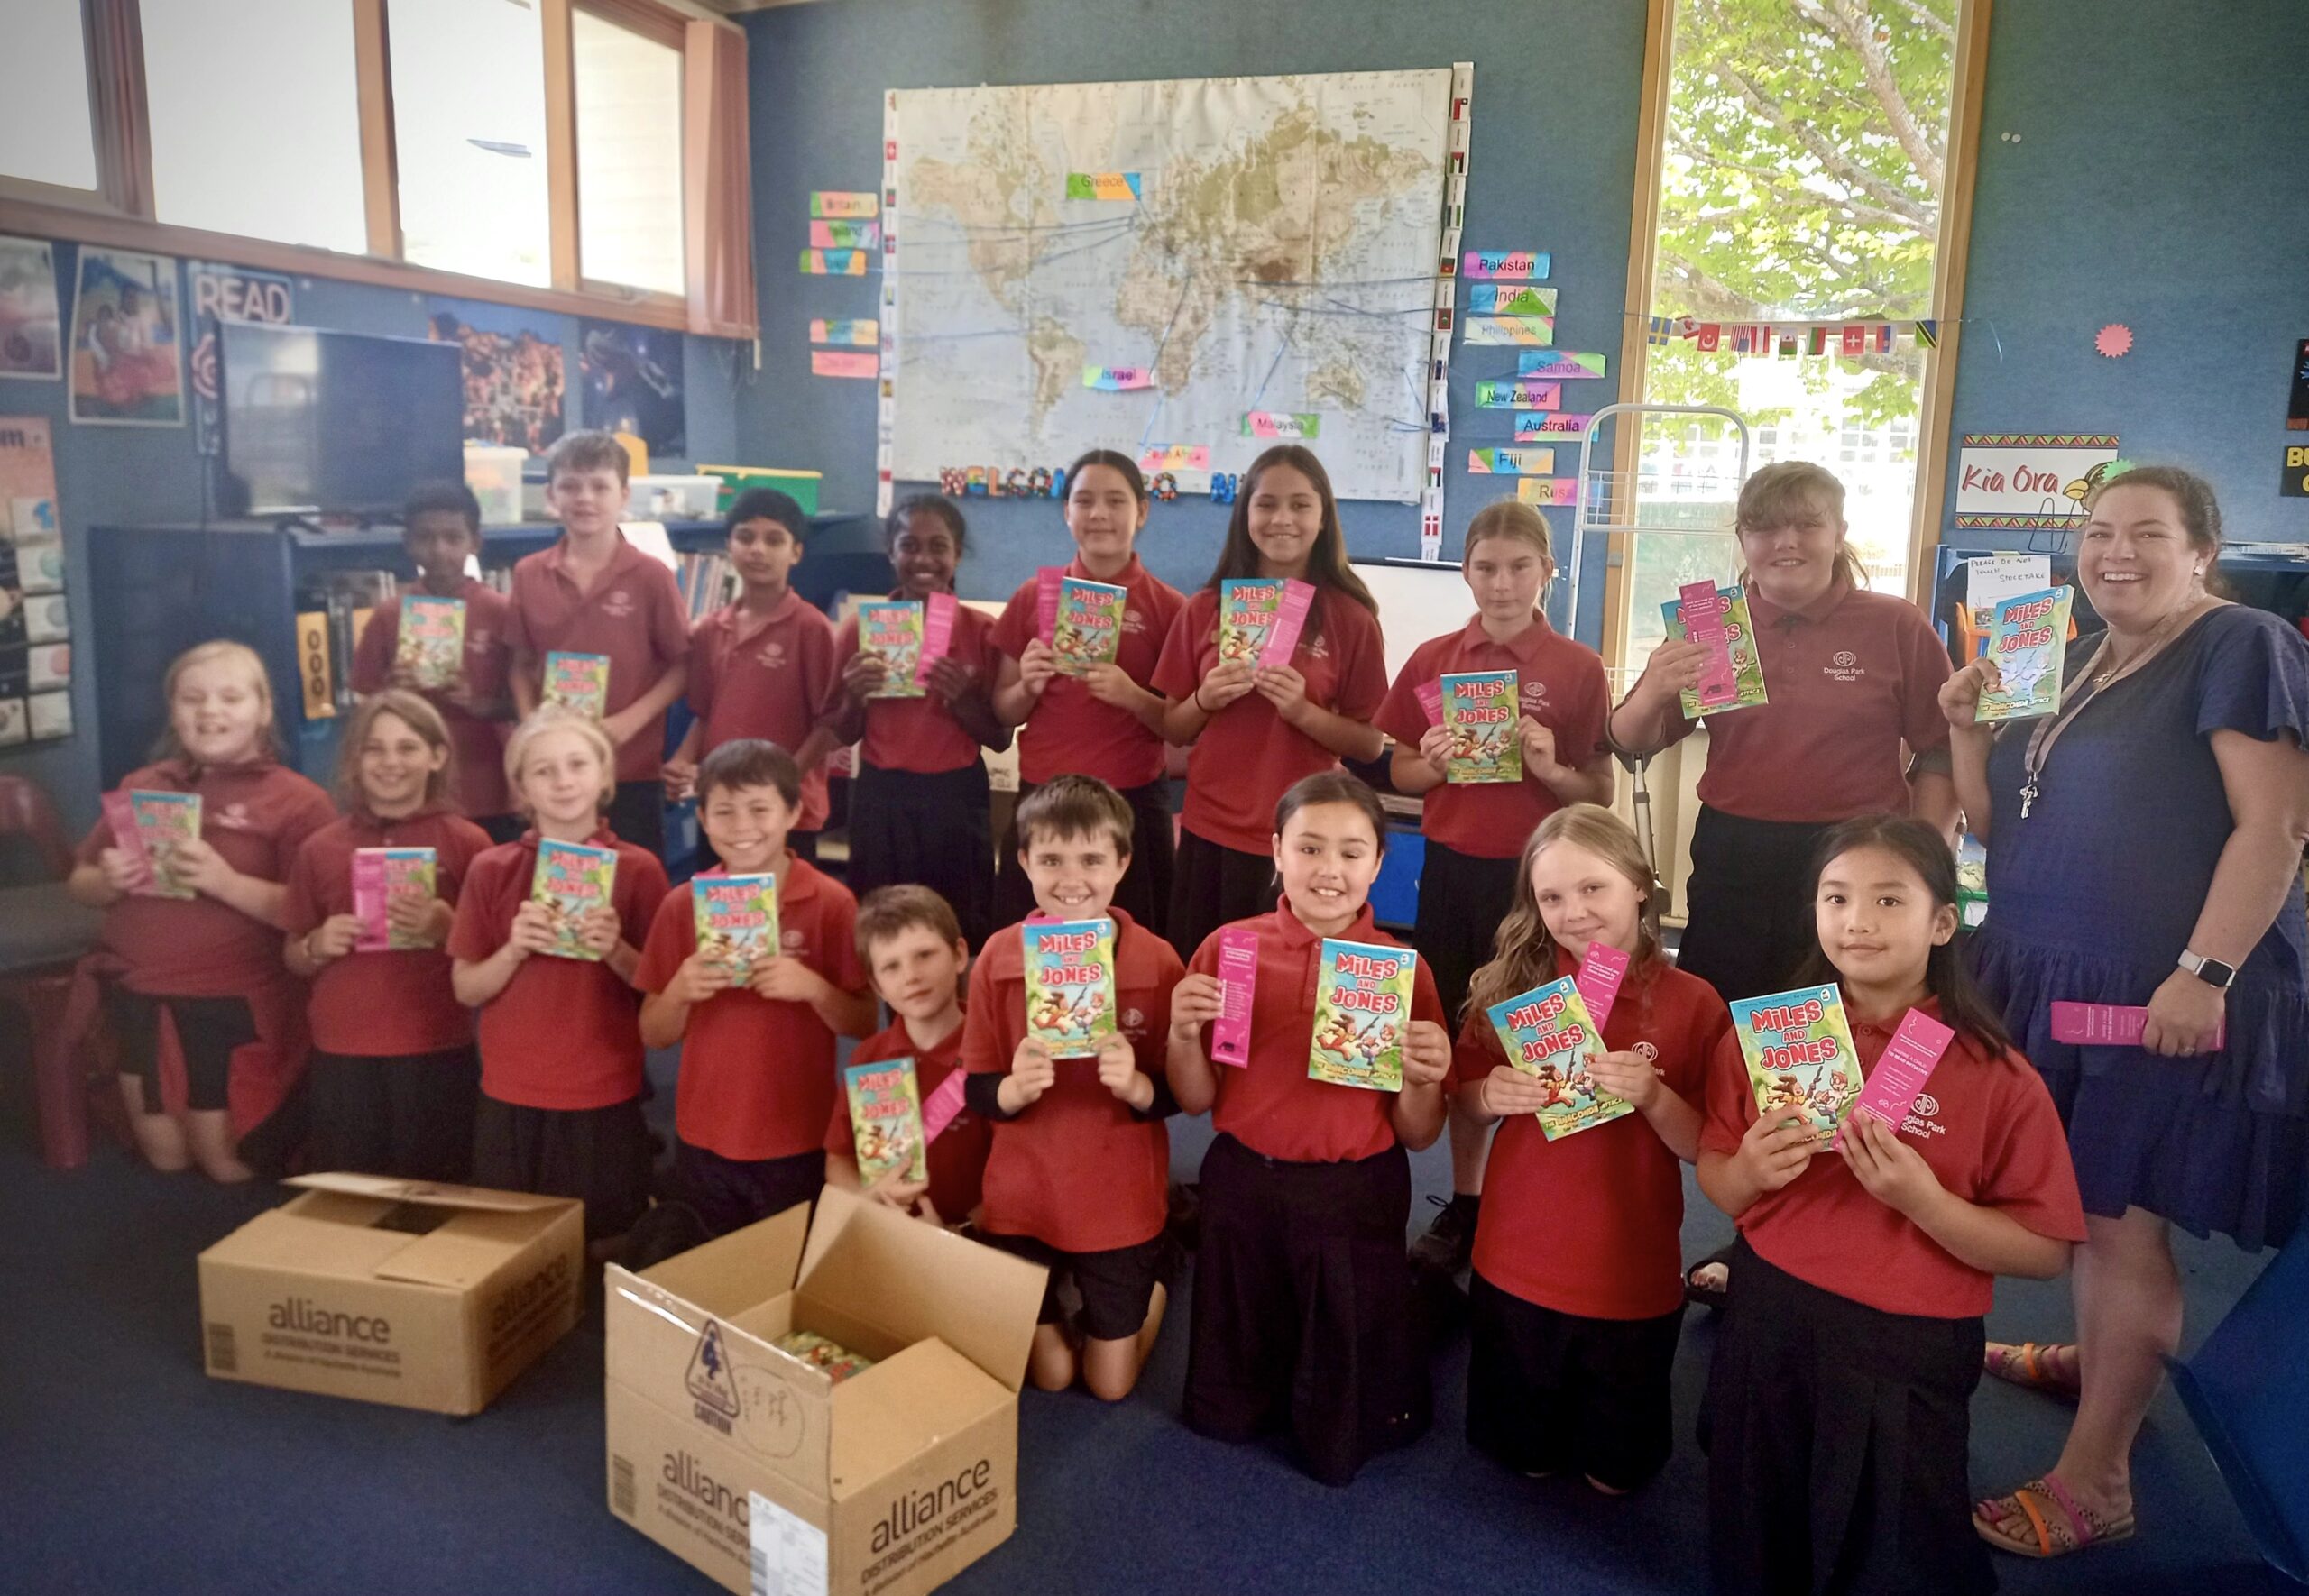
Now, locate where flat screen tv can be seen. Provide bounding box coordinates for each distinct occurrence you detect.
[220,323,465,518]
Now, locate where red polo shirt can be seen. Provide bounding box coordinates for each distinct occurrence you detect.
[282,807,493,1057]
[826,1015,989,1225]
[989,555,1186,790]
[961,908,1182,1252]
[1375,613,1612,858]
[1699,998,2086,1318]
[1183,903,1446,1164]
[1663,578,1952,823]
[349,579,517,817]
[634,857,867,1161]
[80,759,337,998]
[446,827,668,1109]
[1152,587,1389,853]
[687,592,839,830]
[503,533,692,784]
[824,600,1000,775]
[1452,949,1731,1319]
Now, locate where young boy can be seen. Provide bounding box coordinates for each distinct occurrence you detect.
[962,775,1184,1401]
[351,481,519,838]
[506,430,691,855]
[823,885,989,1228]
[662,489,840,860]
[637,738,876,1236]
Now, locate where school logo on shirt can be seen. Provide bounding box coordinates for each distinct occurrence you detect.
[600,588,637,619]
[1122,1005,1148,1041]
[468,627,493,652]
[1121,608,1147,637]
[780,928,806,953]
[213,802,254,830]
[755,639,788,670]
[1519,680,1550,711]
[1821,648,1868,684]
[1900,1093,1946,1140]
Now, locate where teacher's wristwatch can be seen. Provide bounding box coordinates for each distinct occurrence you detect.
[2178,949,2239,990]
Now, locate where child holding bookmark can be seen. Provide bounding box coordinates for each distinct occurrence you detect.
[1697,814,2084,1596]
[282,691,492,1180]
[1452,803,1730,1494]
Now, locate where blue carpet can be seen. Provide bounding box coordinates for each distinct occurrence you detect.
[0,1047,2288,1595]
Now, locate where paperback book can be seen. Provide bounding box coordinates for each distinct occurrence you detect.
[1051,577,1127,674]
[1661,583,1768,717]
[395,594,466,690]
[693,872,778,980]
[104,788,200,900]
[859,600,925,698]
[1217,577,1314,666]
[1731,983,1863,1140]
[843,1057,927,1184]
[1022,917,1117,1058]
[771,1331,875,1384]
[1441,670,1522,784]
[1308,939,1417,1092]
[351,846,437,951]
[542,651,610,718]
[1486,974,1628,1140]
[1975,588,2074,723]
[529,839,616,961]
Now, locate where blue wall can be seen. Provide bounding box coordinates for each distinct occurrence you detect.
[1942,0,2309,547]
[738,0,1650,630]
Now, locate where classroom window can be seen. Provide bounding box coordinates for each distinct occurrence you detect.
[140,0,369,253]
[573,7,686,297]
[1,1,99,192]
[389,0,556,288]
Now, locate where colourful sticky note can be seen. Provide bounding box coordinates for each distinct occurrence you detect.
[1475,378,1560,409]
[1139,444,1210,471]
[1516,350,1610,380]
[809,318,879,347]
[810,191,879,219]
[1463,250,1550,280]
[1243,411,1320,439]
[1515,478,1578,506]
[809,219,880,250]
[1468,284,1559,316]
[800,249,869,277]
[1466,447,1556,476]
[1082,365,1154,390]
[1064,172,1142,200]
[1462,316,1556,347]
[1513,412,1595,440]
[811,351,879,379]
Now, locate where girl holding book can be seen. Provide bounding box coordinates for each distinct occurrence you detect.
[819,495,1008,948]
[1376,498,1616,1278]
[1166,771,1450,1485]
[1452,803,1731,1494]
[1154,446,1390,959]
[989,450,1186,936]
[448,707,668,1250]
[1695,814,2085,1596]
[69,640,336,1182]
[282,691,492,1181]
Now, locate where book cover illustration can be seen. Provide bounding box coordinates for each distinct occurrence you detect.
[542,650,610,718]
[352,846,437,951]
[114,788,200,899]
[859,599,925,698]
[693,872,778,980]
[1022,917,1117,1058]
[771,1330,875,1383]
[1217,577,1314,666]
[1486,975,1629,1140]
[844,1057,927,1184]
[1308,939,1417,1093]
[1211,924,1260,1067]
[1731,983,1863,1140]
[1661,584,1768,717]
[1976,588,2074,723]
[529,839,616,960]
[1441,670,1522,784]
[1051,576,1127,674]
[395,594,466,690]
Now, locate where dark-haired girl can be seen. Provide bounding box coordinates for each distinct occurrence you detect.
[1697,814,2085,1596]
[819,495,1009,947]
[1166,771,1450,1485]
[990,450,1185,935]
[1154,446,1389,959]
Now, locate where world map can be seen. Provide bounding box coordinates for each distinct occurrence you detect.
[885,69,1452,502]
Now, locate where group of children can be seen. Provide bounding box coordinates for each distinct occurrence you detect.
[67,436,2090,1595]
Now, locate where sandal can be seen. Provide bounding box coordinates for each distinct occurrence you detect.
[1683,1244,1734,1311]
[1982,1340,2082,1396]
[1973,1472,2136,1558]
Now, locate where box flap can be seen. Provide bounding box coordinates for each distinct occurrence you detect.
[285,1172,580,1215]
[638,1202,810,1316]
[201,1209,425,1280]
[796,1187,1046,1394]
[828,1339,1010,1498]
[369,1210,545,1289]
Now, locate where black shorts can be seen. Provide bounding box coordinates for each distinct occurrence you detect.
[1467,1270,1684,1491]
[981,1229,1164,1343]
[996,777,1177,945]
[850,761,994,949]
[1185,1132,1430,1486]
[673,1141,825,1239]
[605,779,667,858]
[1674,806,1834,1002]
[1167,830,1279,963]
[472,1095,652,1241]
[1414,841,1522,1024]
[106,989,256,1114]
[308,1046,480,1184]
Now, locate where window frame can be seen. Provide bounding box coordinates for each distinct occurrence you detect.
[0,0,740,335]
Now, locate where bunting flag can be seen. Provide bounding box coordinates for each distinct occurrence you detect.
[1650,317,1950,358]
[1914,319,1939,348]
[1872,324,1895,353]
[1808,326,1829,356]
[1696,324,1722,353]
[1646,316,1676,347]
[1840,325,1867,355]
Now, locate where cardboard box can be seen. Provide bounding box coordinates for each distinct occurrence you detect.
[604,1186,1046,1596]
[198,1173,584,1416]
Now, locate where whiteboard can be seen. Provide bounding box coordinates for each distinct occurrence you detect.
[1353,560,1473,683]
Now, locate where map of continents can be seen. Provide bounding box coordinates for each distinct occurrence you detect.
[887,69,1450,502]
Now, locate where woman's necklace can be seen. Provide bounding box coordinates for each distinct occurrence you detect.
[2017,600,2194,820]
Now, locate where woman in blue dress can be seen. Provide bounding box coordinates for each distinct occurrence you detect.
[1939,466,2309,1562]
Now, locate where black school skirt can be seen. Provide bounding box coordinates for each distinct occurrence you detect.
[995,777,1176,945]
[672,1141,824,1238]
[472,1096,652,1241]
[1467,1271,1684,1491]
[1168,830,1280,963]
[1701,1238,1992,1596]
[1184,1132,1430,1486]
[1674,806,1834,1002]
[1415,841,1522,1024]
[308,1046,479,1183]
[850,761,994,949]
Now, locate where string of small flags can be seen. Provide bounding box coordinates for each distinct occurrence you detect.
[1644,315,1942,356]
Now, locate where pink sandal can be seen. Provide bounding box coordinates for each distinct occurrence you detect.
[1982,1340,2081,1396]
[1974,1472,2136,1558]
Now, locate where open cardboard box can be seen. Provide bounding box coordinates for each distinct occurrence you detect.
[197,1173,584,1416]
[604,1185,1047,1596]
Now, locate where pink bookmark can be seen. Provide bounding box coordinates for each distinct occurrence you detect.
[922,1069,969,1142]
[1679,579,1740,708]
[1574,942,1631,1031]
[1834,1007,1955,1150]
[350,851,392,952]
[101,791,149,880]
[915,592,958,685]
[1415,679,1444,727]
[2050,1001,2223,1050]
[1211,926,1260,1066]
[1035,567,1063,642]
[1262,580,1315,665]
